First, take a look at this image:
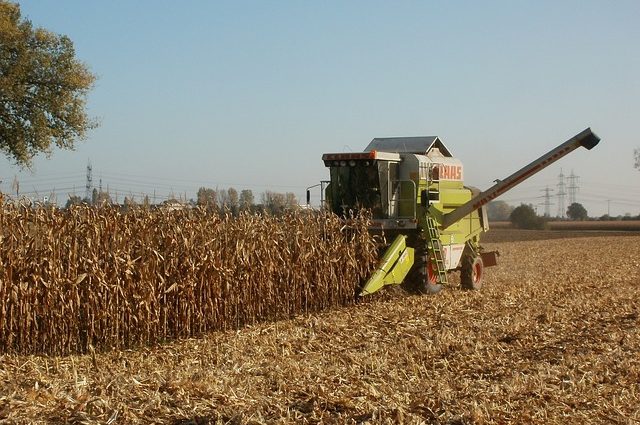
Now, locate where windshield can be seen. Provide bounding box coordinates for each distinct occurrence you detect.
[329,164,383,216]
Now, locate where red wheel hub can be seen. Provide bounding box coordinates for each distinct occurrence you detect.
[427,258,438,284]
[473,259,483,283]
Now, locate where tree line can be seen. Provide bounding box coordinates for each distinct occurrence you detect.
[487,200,640,230]
[196,187,298,215]
[61,187,299,216]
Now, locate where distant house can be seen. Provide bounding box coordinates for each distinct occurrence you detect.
[159,199,191,211]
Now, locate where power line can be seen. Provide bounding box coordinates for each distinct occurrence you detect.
[540,186,554,217]
[85,160,93,201]
[556,169,567,218]
[567,170,580,205]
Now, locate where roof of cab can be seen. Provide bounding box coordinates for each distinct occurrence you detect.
[364,136,453,157]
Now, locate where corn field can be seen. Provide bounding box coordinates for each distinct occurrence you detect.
[0,199,377,355]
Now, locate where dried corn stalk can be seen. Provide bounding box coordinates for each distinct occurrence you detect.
[0,201,377,355]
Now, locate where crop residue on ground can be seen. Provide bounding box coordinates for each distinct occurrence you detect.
[1,234,639,424]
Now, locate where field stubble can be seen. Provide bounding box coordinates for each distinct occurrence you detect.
[1,232,639,424]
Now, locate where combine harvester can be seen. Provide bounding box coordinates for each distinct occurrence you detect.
[318,128,601,295]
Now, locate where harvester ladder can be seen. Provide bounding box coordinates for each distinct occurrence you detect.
[426,216,448,285]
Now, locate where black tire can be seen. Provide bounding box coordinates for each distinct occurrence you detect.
[461,254,484,290]
[405,240,443,294]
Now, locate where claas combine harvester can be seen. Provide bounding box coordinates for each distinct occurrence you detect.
[319,128,601,295]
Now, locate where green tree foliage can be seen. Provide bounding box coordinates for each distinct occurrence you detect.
[486,200,513,221]
[566,202,588,220]
[0,1,97,166]
[509,203,545,230]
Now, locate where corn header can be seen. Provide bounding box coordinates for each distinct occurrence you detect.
[318,128,601,295]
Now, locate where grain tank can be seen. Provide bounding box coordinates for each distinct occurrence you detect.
[319,128,601,295]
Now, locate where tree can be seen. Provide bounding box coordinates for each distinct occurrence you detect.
[567,202,588,220]
[486,200,513,221]
[94,190,112,206]
[65,194,83,208]
[239,189,254,212]
[196,187,216,209]
[509,203,545,230]
[227,187,239,215]
[262,191,285,215]
[284,192,298,210]
[261,191,299,215]
[0,1,96,167]
[123,196,137,211]
[217,188,229,209]
[635,148,640,170]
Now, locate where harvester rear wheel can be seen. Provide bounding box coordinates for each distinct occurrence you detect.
[461,255,484,290]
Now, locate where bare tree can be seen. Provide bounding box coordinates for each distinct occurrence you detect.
[239,189,254,212]
[227,187,239,215]
[196,187,217,209]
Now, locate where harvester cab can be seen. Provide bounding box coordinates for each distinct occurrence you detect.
[321,128,601,296]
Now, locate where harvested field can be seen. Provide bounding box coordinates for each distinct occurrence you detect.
[491,220,640,233]
[483,227,640,243]
[1,233,638,424]
[546,220,640,231]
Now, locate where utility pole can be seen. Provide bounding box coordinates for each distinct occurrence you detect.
[556,169,567,218]
[540,186,554,217]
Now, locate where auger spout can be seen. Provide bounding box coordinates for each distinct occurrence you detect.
[441,128,601,230]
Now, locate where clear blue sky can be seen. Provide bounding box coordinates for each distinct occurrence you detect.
[1,1,639,216]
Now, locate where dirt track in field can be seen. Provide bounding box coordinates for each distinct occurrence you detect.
[1,231,639,424]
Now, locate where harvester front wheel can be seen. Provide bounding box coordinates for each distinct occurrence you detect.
[461,255,484,290]
[407,249,442,294]
[407,238,442,294]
